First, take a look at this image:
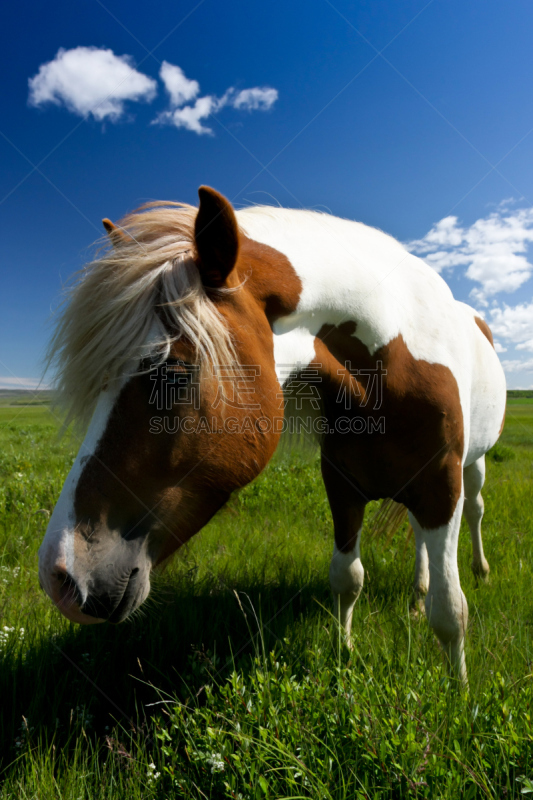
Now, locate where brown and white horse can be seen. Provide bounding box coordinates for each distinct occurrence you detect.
[39,187,506,684]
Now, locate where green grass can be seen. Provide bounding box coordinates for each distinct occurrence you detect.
[0,403,532,798]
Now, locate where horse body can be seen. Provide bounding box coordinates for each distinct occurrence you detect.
[239,206,504,467]
[39,187,506,683]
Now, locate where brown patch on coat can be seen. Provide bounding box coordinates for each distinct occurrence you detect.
[237,235,302,322]
[312,323,464,537]
[474,316,494,347]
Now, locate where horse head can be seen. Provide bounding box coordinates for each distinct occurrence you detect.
[38,187,284,623]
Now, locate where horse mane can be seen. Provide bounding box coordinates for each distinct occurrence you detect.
[46,201,239,429]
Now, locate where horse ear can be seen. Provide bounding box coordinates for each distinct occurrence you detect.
[194,186,239,288]
[102,218,129,247]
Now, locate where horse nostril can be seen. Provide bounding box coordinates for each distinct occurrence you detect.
[55,569,83,608]
[82,567,143,623]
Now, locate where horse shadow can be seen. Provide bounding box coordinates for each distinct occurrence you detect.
[0,552,414,763]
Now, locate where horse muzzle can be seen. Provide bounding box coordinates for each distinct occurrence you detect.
[38,524,152,624]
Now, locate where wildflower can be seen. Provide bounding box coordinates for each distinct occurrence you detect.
[0,566,21,585]
[0,626,15,647]
[206,753,225,773]
[147,762,161,782]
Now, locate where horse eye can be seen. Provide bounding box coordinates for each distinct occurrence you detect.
[164,360,197,383]
[140,356,197,384]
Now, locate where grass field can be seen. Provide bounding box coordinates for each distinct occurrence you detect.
[0,398,532,798]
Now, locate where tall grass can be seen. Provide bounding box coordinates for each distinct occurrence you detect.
[0,402,532,798]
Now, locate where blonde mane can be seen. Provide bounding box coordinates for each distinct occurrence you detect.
[47,202,239,428]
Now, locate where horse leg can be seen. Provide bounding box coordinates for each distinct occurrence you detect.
[463,457,490,581]
[409,495,468,685]
[329,532,365,639]
[321,455,366,640]
[412,527,429,614]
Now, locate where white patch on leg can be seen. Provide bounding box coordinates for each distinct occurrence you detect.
[413,525,429,607]
[410,500,469,685]
[329,534,364,638]
[463,457,489,580]
[411,525,430,617]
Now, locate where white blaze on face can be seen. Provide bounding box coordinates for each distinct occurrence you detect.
[39,322,167,612]
[38,386,122,604]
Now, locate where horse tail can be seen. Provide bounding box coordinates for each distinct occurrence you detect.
[366,499,412,549]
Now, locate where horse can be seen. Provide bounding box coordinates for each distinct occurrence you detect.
[38,186,506,685]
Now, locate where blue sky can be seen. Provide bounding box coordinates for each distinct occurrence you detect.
[2,0,533,389]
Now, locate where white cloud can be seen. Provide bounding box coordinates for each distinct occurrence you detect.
[476,298,533,377]
[153,61,278,135]
[407,207,533,305]
[0,377,48,390]
[500,358,533,374]
[232,87,278,111]
[28,46,157,121]
[155,96,216,135]
[159,61,199,108]
[489,300,533,347]
[30,51,278,133]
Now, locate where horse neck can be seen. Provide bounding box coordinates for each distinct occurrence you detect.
[237,208,457,378]
[237,209,399,349]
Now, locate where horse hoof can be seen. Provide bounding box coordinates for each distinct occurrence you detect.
[472,561,490,583]
[409,596,426,619]
[410,588,427,619]
[342,633,354,651]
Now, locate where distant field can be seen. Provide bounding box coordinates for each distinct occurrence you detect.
[507,397,533,405]
[0,390,53,408]
[0,400,532,798]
